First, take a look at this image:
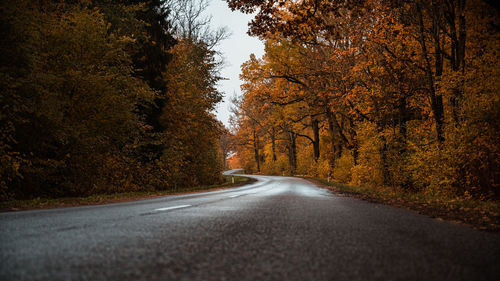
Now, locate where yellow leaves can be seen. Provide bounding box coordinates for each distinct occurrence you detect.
[231,0,500,200]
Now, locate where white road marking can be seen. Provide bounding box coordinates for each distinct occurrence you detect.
[155,205,191,212]
[228,194,241,198]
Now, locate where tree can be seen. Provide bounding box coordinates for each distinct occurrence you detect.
[1,2,154,198]
[1,0,229,200]
[228,0,500,198]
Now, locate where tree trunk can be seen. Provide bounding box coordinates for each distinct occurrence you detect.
[398,97,409,149]
[326,109,337,168]
[416,2,445,142]
[311,116,320,162]
[287,130,297,175]
[380,135,390,187]
[446,0,467,123]
[253,128,260,172]
[353,145,359,166]
[271,127,277,162]
[326,108,344,169]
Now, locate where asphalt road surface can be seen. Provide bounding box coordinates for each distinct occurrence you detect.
[1,170,499,281]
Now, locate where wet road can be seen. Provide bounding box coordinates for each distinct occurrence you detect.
[1,170,499,281]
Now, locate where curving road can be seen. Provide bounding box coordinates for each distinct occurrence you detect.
[1,170,499,280]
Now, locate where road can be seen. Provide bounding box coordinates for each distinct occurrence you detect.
[1,170,499,281]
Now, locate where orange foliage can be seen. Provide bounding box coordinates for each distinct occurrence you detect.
[230,0,500,199]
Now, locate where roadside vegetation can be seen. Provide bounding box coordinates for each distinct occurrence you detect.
[304,177,499,231]
[1,0,232,201]
[228,0,499,224]
[0,175,253,211]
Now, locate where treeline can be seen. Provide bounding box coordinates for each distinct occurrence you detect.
[229,0,499,199]
[0,0,227,200]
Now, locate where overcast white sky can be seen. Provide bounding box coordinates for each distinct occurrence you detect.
[205,0,264,127]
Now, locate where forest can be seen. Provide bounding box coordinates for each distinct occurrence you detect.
[0,0,229,200]
[228,0,499,200]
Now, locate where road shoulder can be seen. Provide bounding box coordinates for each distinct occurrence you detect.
[0,175,256,212]
[304,177,500,232]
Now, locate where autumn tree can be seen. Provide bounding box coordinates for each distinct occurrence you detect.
[229,0,500,198]
[1,0,228,200]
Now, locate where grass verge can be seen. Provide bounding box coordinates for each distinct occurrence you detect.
[0,175,254,212]
[302,177,500,232]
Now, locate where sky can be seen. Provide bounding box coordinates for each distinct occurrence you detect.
[205,0,265,127]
